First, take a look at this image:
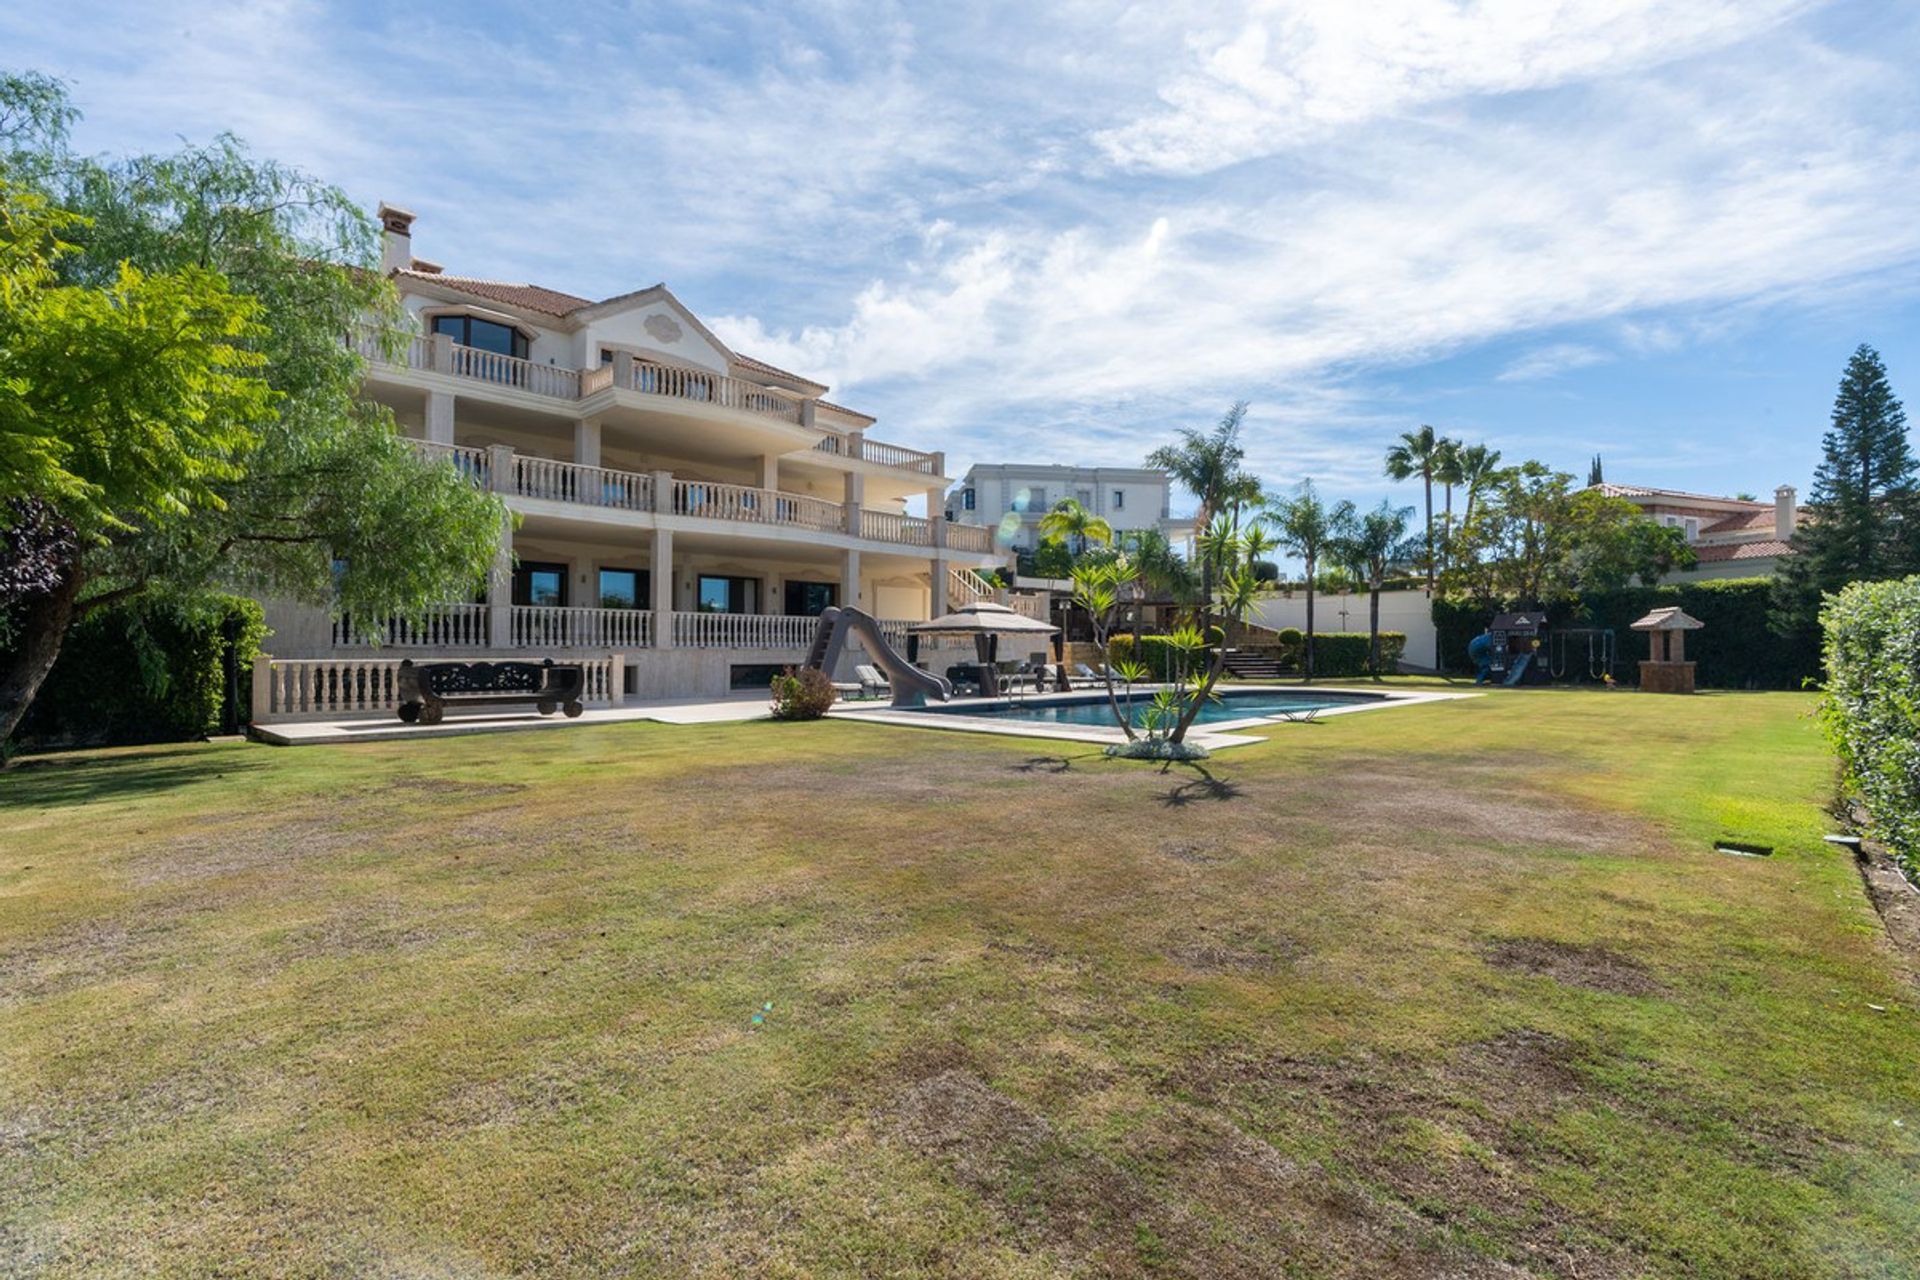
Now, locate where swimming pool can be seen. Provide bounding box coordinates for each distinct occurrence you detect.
[920,688,1380,728]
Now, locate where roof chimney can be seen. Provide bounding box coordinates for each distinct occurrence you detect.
[377,203,415,275]
[1774,485,1796,543]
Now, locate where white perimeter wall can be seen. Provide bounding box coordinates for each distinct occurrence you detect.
[1252,587,1439,670]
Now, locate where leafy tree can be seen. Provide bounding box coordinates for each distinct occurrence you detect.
[0,74,504,744]
[1774,344,1917,634]
[1147,402,1262,620]
[1267,480,1351,681]
[1455,443,1503,521]
[1442,462,1689,609]
[1384,424,1444,592]
[1332,500,1415,678]
[1037,497,1112,555]
[1433,436,1463,573]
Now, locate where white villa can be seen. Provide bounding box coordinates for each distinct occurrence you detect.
[259,205,1008,712]
[946,463,1195,554]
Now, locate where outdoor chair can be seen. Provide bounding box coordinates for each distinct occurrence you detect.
[853,664,890,699]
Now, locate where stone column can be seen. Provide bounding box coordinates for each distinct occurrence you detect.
[841,549,862,612]
[930,556,951,617]
[755,453,780,491]
[843,470,865,538]
[487,509,514,650]
[574,418,602,468]
[652,526,675,649]
[926,484,947,549]
[425,390,455,445]
[429,332,455,374]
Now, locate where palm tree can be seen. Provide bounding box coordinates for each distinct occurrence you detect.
[1037,497,1113,556]
[1332,499,1415,680]
[1432,437,1463,577]
[1147,401,1259,628]
[1384,424,1444,593]
[1267,480,1352,681]
[1455,443,1503,522]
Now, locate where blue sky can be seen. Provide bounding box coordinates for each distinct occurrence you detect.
[8,0,1920,519]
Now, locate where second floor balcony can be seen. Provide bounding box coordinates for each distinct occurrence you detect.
[415,441,998,555]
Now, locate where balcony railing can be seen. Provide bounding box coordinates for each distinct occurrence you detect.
[353,325,938,474]
[946,523,994,553]
[625,361,802,425]
[670,479,844,531]
[510,605,653,649]
[332,603,491,648]
[512,456,652,511]
[860,509,932,547]
[671,612,821,649]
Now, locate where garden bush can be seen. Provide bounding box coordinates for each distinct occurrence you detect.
[1432,577,1818,688]
[769,665,836,720]
[1819,576,1920,876]
[1308,631,1406,677]
[1108,627,1224,681]
[9,593,265,748]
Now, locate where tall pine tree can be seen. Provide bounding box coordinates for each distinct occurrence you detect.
[1774,344,1917,633]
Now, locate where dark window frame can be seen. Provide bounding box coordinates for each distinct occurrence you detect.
[512,560,569,608]
[432,313,529,360]
[597,566,651,610]
[697,574,758,615]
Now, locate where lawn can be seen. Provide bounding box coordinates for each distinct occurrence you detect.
[2,688,1916,1278]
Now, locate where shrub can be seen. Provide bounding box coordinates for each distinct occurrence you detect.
[1274,626,1304,667]
[1432,578,1818,688]
[1309,631,1407,677]
[1108,627,1224,681]
[1820,576,1920,876]
[10,593,265,748]
[769,665,836,720]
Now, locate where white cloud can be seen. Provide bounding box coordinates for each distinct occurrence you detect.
[1093,0,1817,175]
[1497,343,1611,382]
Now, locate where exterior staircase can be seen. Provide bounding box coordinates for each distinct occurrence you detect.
[1221,647,1288,680]
[949,566,999,607]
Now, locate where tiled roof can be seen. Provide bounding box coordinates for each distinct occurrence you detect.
[1595,482,1766,507]
[396,270,592,317]
[815,397,875,425]
[1693,540,1791,562]
[733,351,826,391]
[1701,509,1774,534]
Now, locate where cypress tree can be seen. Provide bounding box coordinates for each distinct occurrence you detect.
[1774,344,1916,633]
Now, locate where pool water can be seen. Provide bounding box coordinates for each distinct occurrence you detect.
[925,689,1378,727]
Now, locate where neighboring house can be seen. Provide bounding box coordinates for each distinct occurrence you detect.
[261,204,1003,703]
[1593,483,1801,581]
[946,463,1196,554]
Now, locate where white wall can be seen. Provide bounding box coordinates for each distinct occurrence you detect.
[1253,587,1439,670]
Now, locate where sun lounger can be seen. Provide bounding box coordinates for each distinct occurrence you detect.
[853,664,890,698]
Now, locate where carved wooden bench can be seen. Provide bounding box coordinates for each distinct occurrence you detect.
[396,659,586,725]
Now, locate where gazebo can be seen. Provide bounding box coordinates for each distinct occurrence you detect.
[1631,606,1705,694]
[909,601,1060,697]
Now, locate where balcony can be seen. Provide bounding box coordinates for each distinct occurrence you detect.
[353,326,941,476]
[408,442,992,555]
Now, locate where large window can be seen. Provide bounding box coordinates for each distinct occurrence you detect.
[784,581,837,616]
[512,561,567,608]
[962,487,976,511]
[697,575,757,615]
[432,313,528,360]
[598,568,650,610]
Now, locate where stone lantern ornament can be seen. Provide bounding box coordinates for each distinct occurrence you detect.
[1630,606,1705,694]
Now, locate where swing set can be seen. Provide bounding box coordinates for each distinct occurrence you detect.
[1547,627,1617,682]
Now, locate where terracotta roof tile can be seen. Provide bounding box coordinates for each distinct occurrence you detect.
[1693,540,1791,562]
[1701,509,1773,534]
[396,270,592,317]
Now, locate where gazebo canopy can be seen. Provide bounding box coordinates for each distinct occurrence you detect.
[909,600,1059,636]
[1630,606,1705,632]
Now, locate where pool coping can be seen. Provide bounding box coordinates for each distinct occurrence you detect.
[828,683,1477,748]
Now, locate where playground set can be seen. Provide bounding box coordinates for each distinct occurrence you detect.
[1468,612,1620,686]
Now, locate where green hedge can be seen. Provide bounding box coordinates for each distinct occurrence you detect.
[1820,576,1920,876]
[1309,631,1406,677]
[11,594,266,748]
[1108,628,1224,681]
[1432,577,1819,689]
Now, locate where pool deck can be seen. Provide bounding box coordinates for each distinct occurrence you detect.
[251,684,1476,748]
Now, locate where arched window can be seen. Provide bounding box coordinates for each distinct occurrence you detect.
[431,313,528,360]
